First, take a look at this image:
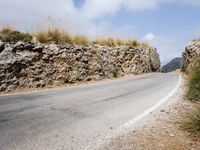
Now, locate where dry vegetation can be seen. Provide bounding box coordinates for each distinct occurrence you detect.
[93,36,142,47]
[0,26,32,42]
[183,64,200,135]
[192,38,200,43]
[0,25,150,48]
[34,27,150,47]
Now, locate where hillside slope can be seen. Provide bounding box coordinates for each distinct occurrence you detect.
[161,57,182,73]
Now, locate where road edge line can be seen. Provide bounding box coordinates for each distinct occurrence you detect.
[120,73,182,129]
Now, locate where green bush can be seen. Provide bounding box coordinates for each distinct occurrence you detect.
[187,65,200,101]
[183,106,200,134]
[0,28,33,42]
[112,70,119,78]
[183,64,200,135]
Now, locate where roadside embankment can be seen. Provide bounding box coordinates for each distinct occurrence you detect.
[0,29,160,93]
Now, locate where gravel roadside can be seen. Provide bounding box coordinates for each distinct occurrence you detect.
[98,74,200,150]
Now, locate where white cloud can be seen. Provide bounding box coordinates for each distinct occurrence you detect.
[0,0,197,28]
[81,0,122,20]
[0,0,199,64]
[147,35,186,65]
[143,33,156,41]
[181,0,200,5]
[123,0,166,11]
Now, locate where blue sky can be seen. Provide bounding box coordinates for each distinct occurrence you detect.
[0,0,200,65]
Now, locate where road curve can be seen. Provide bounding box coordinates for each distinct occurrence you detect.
[0,73,181,150]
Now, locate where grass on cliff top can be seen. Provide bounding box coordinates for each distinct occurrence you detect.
[192,38,200,43]
[0,27,33,42]
[93,36,141,47]
[35,28,74,44]
[35,28,150,47]
[0,26,150,48]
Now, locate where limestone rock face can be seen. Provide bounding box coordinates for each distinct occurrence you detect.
[182,40,200,73]
[0,41,160,92]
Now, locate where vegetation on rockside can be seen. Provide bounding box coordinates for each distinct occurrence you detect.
[0,27,33,42]
[0,27,150,48]
[35,27,150,47]
[192,38,200,43]
[183,64,200,135]
[187,65,200,101]
[183,105,200,134]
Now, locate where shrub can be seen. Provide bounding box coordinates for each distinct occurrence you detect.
[0,28,33,42]
[112,70,119,78]
[183,64,200,135]
[183,106,200,134]
[187,65,200,101]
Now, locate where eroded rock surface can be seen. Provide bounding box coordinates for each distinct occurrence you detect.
[0,41,160,92]
[182,40,200,72]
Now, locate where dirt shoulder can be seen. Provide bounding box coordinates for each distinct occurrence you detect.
[98,75,200,150]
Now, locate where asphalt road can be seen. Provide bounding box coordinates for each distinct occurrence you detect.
[0,73,181,150]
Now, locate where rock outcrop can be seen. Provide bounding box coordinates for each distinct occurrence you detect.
[162,57,182,73]
[0,40,160,92]
[182,40,200,73]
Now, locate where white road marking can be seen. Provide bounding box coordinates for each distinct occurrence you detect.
[120,73,182,129]
[85,73,182,150]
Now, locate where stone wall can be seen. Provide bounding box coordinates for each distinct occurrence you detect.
[0,40,160,92]
[182,40,200,73]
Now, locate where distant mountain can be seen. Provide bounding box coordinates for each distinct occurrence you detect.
[162,57,182,73]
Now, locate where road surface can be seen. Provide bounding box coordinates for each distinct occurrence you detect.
[0,73,181,150]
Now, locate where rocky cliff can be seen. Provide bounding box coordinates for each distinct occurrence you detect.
[182,40,200,73]
[0,40,160,92]
[161,57,182,73]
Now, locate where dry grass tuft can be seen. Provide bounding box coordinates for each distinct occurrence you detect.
[21,27,146,47]
[192,38,200,43]
[73,35,90,45]
[0,21,151,48]
[35,30,48,43]
[140,42,150,48]
[35,28,73,44]
[93,36,142,47]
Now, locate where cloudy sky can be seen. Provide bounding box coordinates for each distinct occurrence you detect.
[1,0,200,65]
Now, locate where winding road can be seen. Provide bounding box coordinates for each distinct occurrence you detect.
[0,73,181,150]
